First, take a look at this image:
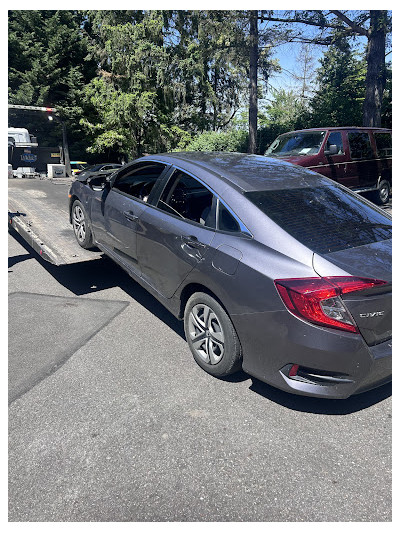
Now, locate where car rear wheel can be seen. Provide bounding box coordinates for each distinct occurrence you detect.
[372,179,391,205]
[71,200,94,249]
[184,292,242,377]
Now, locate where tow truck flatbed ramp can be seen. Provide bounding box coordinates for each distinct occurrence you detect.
[8,178,103,266]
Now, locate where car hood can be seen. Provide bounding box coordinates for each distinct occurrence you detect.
[313,239,392,283]
[75,171,92,182]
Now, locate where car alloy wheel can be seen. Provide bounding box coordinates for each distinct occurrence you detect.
[73,204,86,242]
[184,292,242,377]
[71,200,94,249]
[187,304,225,365]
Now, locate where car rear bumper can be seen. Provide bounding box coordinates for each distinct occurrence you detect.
[353,339,392,394]
[232,310,392,399]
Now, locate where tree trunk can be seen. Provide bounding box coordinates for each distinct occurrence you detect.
[213,66,218,131]
[362,10,387,127]
[248,11,258,154]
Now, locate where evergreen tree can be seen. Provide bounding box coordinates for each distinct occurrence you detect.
[168,10,249,133]
[81,10,175,159]
[309,39,366,126]
[380,63,392,128]
[8,10,96,155]
[80,10,254,159]
[260,10,391,127]
[259,87,308,131]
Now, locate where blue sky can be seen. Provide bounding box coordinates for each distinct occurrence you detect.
[269,41,323,92]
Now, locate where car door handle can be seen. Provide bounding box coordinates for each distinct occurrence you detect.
[181,235,207,249]
[123,211,139,222]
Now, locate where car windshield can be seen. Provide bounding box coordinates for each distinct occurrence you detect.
[265,131,326,157]
[245,185,392,254]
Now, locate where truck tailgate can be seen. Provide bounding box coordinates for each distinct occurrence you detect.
[8,178,103,265]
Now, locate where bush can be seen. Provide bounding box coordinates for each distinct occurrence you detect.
[179,129,248,153]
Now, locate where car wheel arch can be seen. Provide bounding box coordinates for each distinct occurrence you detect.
[68,194,79,223]
[178,283,228,320]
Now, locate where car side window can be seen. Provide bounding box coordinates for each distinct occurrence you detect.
[218,201,241,233]
[348,132,374,160]
[374,133,392,157]
[113,163,166,202]
[326,132,344,154]
[157,170,216,228]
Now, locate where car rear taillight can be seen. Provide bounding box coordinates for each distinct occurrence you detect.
[274,277,387,333]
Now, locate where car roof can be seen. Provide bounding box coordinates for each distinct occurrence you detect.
[280,127,392,133]
[137,152,328,192]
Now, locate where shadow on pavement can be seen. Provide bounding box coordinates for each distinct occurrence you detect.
[9,229,392,414]
[249,377,392,415]
[8,252,33,268]
[9,228,185,341]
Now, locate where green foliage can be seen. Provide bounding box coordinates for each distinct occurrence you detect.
[259,87,308,131]
[381,63,392,128]
[8,10,392,161]
[79,10,257,158]
[8,10,96,156]
[179,129,248,152]
[308,40,366,127]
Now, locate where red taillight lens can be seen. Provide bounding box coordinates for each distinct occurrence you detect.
[274,276,387,333]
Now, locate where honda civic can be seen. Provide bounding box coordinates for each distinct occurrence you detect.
[69,152,392,398]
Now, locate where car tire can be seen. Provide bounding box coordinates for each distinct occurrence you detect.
[184,292,242,377]
[372,179,391,205]
[71,199,94,249]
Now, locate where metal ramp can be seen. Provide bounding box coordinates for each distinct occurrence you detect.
[8,178,103,265]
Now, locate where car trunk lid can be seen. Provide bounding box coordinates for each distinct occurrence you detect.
[313,240,392,346]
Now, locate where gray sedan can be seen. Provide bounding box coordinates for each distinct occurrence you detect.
[68,152,392,399]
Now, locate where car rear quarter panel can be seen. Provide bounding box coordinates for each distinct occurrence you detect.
[175,232,317,317]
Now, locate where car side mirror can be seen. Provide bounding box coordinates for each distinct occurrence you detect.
[88,175,108,191]
[324,144,338,156]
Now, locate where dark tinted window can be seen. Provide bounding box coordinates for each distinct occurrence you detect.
[113,163,165,201]
[348,132,373,159]
[374,133,392,157]
[218,202,240,233]
[158,170,216,228]
[245,185,391,254]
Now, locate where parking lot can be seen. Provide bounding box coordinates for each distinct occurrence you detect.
[8,182,391,522]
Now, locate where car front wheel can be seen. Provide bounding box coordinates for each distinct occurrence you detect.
[71,199,94,249]
[184,292,242,377]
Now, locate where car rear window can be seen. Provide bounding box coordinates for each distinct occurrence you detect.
[245,185,392,254]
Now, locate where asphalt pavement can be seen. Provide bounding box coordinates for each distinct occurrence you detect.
[8,182,392,522]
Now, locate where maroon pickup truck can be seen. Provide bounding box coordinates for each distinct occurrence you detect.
[265,127,392,205]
